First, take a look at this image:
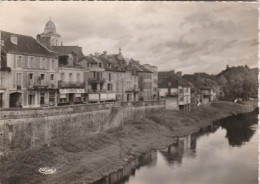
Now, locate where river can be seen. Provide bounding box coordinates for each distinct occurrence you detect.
[94,111,258,184]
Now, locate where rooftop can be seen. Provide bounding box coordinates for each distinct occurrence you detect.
[1,30,57,57]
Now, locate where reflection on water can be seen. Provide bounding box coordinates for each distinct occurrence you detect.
[93,110,258,184]
[220,112,258,146]
[94,151,157,184]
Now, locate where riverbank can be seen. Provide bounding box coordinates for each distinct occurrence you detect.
[0,101,257,184]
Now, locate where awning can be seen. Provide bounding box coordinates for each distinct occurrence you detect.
[107,93,116,100]
[100,93,107,101]
[89,94,99,101]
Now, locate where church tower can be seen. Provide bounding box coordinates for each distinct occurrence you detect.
[36,18,62,49]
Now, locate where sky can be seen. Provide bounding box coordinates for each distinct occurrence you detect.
[0,2,258,74]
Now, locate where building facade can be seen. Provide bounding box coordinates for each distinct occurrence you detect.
[1,31,59,108]
[57,55,85,105]
[129,60,153,101]
[79,50,140,103]
[142,64,159,100]
[158,70,191,111]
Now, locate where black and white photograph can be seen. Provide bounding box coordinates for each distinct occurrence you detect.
[0,1,258,184]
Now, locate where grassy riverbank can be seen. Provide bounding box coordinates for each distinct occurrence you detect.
[0,101,257,184]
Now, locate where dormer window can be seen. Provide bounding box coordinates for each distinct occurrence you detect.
[11,35,18,45]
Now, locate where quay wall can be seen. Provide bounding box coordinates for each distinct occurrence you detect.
[0,101,165,156]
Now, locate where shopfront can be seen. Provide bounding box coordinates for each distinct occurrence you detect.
[58,88,85,106]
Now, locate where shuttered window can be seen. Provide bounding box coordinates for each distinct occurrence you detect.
[17,55,23,68]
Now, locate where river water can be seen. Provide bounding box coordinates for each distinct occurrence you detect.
[94,111,258,184]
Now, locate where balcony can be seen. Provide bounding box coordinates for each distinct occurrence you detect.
[88,77,106,84]
[88,89,106,93]
[125,87,140,93]
[28,80,57,90]
[58,81,85,88]
[31,82,49,90]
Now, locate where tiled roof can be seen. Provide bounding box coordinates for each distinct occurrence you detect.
[51,46,85,59]
[129,59,153,73]
[158,71,191,88]
[183,74,215,90]
[98,54,127,72]
[1,30,57,57]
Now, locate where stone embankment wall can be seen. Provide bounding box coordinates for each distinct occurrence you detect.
[0,101,165,156]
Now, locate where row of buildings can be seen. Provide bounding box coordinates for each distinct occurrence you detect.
[157,70,218,111]
[0,20,159,108]
[0,19,218,110]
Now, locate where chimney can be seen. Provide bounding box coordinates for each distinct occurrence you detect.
[10,35,18,45]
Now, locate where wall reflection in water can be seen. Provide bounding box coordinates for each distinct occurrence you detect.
[94,150,157,184]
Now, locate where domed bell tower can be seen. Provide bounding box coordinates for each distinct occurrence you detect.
[36,18,62,49]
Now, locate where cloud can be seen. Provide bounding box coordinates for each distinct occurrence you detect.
[0,1,258,74]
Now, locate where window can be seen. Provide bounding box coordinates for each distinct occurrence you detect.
[17,56,23,68]
[109,73,111,81]
[40,58,46,69]
[50,74,54,80]
[107,83,113,91]
[179,89,184,93]
[69,73,72,82]
[16,73,22,89]
[29,73,33,80]
[41,74,45,80]
[51,59,55,70]
[28,57,34,68]
[99,63,102,68]
[28,73,34,86]
[33,59,37,68]
[40,74,45,85]
[40,93,45,105]
[60,73,64,81]
[28,95,35,105]
[77,73,80,82]
[0,93,2,108]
